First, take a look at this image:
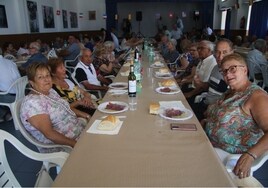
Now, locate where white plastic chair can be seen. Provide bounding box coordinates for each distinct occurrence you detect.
[47,48,58,59]
[246,58,263,86]
[0,129,69,187]
[4,54,16,61]
[13,98,72,153]
[215,148,268,176]
[64,54,81,73]
[0,76,28,130]
[69,70,102,100]
[260,63,268,91]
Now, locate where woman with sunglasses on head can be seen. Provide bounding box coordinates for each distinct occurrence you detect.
[204,53,268,179]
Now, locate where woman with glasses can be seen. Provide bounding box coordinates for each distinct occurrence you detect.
[204,53,268,179]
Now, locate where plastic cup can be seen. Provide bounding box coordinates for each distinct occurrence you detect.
[128,96,137,111]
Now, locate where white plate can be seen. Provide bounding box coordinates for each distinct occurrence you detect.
[155,87,180,95]
[109,82,128,89]
[159,107,193,121]
[98,101,129,114]
[154,73,173,79]
[150,63,165,68]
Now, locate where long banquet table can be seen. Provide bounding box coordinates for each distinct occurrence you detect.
[53,54,235,187]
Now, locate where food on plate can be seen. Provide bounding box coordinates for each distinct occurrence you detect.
[105,102,125,111]
[149,102,160,115]
[161,79,176,87]
[97,115,120,131]
[160,87,171,92]
[165,108,185,118]
[159,68,169,74]
[112,84,126,88]
[154,61,162,65]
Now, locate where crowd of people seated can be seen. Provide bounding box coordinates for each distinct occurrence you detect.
[1,24,268,180]
[155,26,268,179]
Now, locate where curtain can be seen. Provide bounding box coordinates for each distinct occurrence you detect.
[249,0,268,38]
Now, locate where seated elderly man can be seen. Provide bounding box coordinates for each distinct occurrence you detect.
[191,39,234,120]
[0,53,21,122]
[183,40,217,106]
[246,38,267,81]
[19,41,48,75]
[58,35,81,66]
[73,49,109,96]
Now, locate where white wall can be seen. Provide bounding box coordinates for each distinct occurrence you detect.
[0,0,106,35]
[214,0,250,31]
[77,0,106,31]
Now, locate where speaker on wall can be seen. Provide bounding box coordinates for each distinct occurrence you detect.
[136,11,142,21]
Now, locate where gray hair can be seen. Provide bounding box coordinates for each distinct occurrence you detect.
[254,39,266,52]
[29,41,41,51]
[200,40,214,52]
[169,38,177,47]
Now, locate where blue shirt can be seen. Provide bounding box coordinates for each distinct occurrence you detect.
[22,52,48,68]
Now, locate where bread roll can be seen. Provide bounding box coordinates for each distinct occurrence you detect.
[154,61,162,65]
[97,115,119,131]
[161,79,176,87]
[149,102,160,115]
[159,68,169,73]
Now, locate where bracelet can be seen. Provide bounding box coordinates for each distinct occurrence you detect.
[245,151,257,160]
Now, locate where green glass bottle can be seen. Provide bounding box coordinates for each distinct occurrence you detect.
[128,65,136,97]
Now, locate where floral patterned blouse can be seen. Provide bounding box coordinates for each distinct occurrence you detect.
[205,83,264,154]
[20,89,86,153]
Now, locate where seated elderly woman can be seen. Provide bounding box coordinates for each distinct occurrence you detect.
[103,41,123,68]
[20,62,87,153]
[175,43,200,85]
[92,47,117,77]
[48,58,96,117]
[204,53,268,179]
[163,38,180,71]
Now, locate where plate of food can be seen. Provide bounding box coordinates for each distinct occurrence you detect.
[159,79,177,87]
[154,72,173,79]
[98,101,129,114]
[159,107,193,121]
[150,61,165,68]
[109,82,128,89]
[155,87,180,95]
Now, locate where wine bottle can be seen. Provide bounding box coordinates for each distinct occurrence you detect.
[134,46,139,60]
[128,65,136,97]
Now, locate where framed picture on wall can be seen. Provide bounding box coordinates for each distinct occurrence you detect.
[42,6,55,28]
[27,0,39,32]
[70,12,78,28]
[89,11,96,20]
[62,10,68,28]
[0,5,8,28]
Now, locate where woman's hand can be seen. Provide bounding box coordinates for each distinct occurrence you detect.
[233,153,254,178]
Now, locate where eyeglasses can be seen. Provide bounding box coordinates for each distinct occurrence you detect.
[220,65,245,76]
[197,46,209,51]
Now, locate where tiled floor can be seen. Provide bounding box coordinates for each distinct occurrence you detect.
[1,119,268,187]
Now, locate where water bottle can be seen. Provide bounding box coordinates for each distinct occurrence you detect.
[134,58,141,81]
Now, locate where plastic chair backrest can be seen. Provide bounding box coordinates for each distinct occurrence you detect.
[14,98,72,153]
[0,76,28,98]
[0,130,69,187]
[47,49,58,59]
[4,54,16,61]
[261,63,268,88]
